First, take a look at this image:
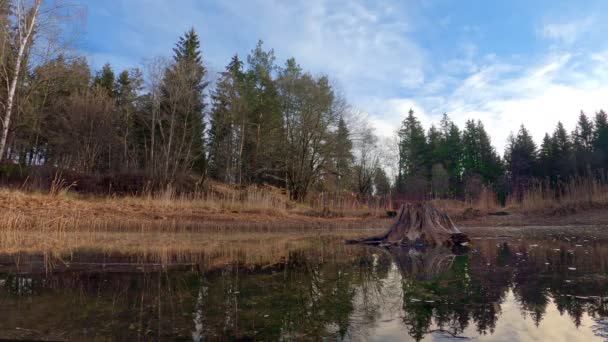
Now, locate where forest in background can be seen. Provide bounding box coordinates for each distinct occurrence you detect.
[1,0,608,208]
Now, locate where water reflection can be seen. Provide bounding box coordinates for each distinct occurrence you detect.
[2,234,608,341]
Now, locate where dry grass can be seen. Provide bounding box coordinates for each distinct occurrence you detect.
[0,188,386,270]
[431,186,500,217]
[506,176,608,213]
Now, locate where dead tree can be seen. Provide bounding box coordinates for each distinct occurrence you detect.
[346,202,469,247]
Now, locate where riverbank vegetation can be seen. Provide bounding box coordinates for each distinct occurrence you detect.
[0,1,607,223]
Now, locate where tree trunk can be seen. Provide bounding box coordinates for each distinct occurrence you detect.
[346,202,469,247]
[0,0,42,160]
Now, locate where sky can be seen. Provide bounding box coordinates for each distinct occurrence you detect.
[78,0,608,153]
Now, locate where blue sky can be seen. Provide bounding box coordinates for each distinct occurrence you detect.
[79,0,608,153]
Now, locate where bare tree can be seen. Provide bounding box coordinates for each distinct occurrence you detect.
[352,123,380,200]
[0,0,42,159]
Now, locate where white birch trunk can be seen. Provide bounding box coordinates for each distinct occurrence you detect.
[0,0,42,160]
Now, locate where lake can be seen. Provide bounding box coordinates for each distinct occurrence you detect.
[2,227,608,341]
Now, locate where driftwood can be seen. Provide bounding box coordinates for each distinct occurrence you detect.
[347,202,469,247]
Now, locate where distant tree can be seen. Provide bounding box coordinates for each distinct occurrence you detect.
[504,125,537,198]
[208,54,246,183]
[333,115,354,191]
[427,124,442,168]
[93,63,116,97]
[552,121,575,180]
[277,57,341,200]
[431,163,449,198]
[115,68,143,169]
[538,133,555,180]
[572,111,594,175]
[374,167,391,197]
[243,40,284,185]
[461,119,503,200]
[462,120,503,185]
[352,125,379,199]
[157,28,208,181]
[397,109,428,195]
[593,110,608,169]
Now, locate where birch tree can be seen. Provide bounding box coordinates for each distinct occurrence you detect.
[0,0,42,159]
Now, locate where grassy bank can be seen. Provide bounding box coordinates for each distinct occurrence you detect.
[2,176,608,270]
[0,188,388,269]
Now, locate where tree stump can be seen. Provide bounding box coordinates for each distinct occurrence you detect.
[346,202,469,247]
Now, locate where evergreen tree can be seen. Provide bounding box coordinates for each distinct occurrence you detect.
[115,68,143,168]
[538,133,555,180]
[243,40,284,185]
[334,115,354,191]
[427,124,442,168]
[461,119,503,200]
[93,63,116,97]
[374,167,391,197]
[593,110,608,169]
[552,121,575,179]
[439,114,463,195]
[208,54,245,182]
[397,109,427,191]
[505,125,537,192]
[573,111,594,175]
[159,28,208,179]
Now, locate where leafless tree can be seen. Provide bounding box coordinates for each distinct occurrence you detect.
[0,0,42,159]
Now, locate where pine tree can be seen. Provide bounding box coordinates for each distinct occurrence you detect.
[334,115,354,191]
[477,121,503,183]
[93,63,116,97]
[397,109,427,179]
[158,28,208,179]
[538,133,555,179]
[242,40,284,184]
[439,114,463,195]
[505,125,537,192]
[573,111,594,175]
[462,120,503,199]
[552,122,575,179]
[427,124,442,168]
[208,54,245,183]
[593,110,608,169]
[115,68,143,168]
[374,167,391,197]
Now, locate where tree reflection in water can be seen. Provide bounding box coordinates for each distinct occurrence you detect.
[1,235,608,340]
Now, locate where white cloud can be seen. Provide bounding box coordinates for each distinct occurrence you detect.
[540,16,595,44]
[365,52,608,154]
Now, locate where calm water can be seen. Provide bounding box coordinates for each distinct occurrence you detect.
[3,229,608,341]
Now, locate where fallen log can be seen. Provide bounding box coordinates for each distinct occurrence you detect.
[346,202,469,247]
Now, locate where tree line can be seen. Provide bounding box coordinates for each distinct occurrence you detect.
[2,1,606,203]
[396,109,608,203]
[0,0,390,200]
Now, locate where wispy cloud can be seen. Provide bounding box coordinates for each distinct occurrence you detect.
[540,16,595,44]
[79,0,608,156]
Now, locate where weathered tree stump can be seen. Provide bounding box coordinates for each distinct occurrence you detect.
[346,202,469,247]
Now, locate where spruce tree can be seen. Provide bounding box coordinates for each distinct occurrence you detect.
[505,125,537,190]
[208,54,245,182]
[593,110,608,169]
[93,63,116,97]
[334,115,354,191]
[538,133,555,180]
[159,28,208,178]
[552,122,575,179]
[439,114,463,195]
[573,111,594,175]
[397,109,427,179]
[242,40,283,184]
